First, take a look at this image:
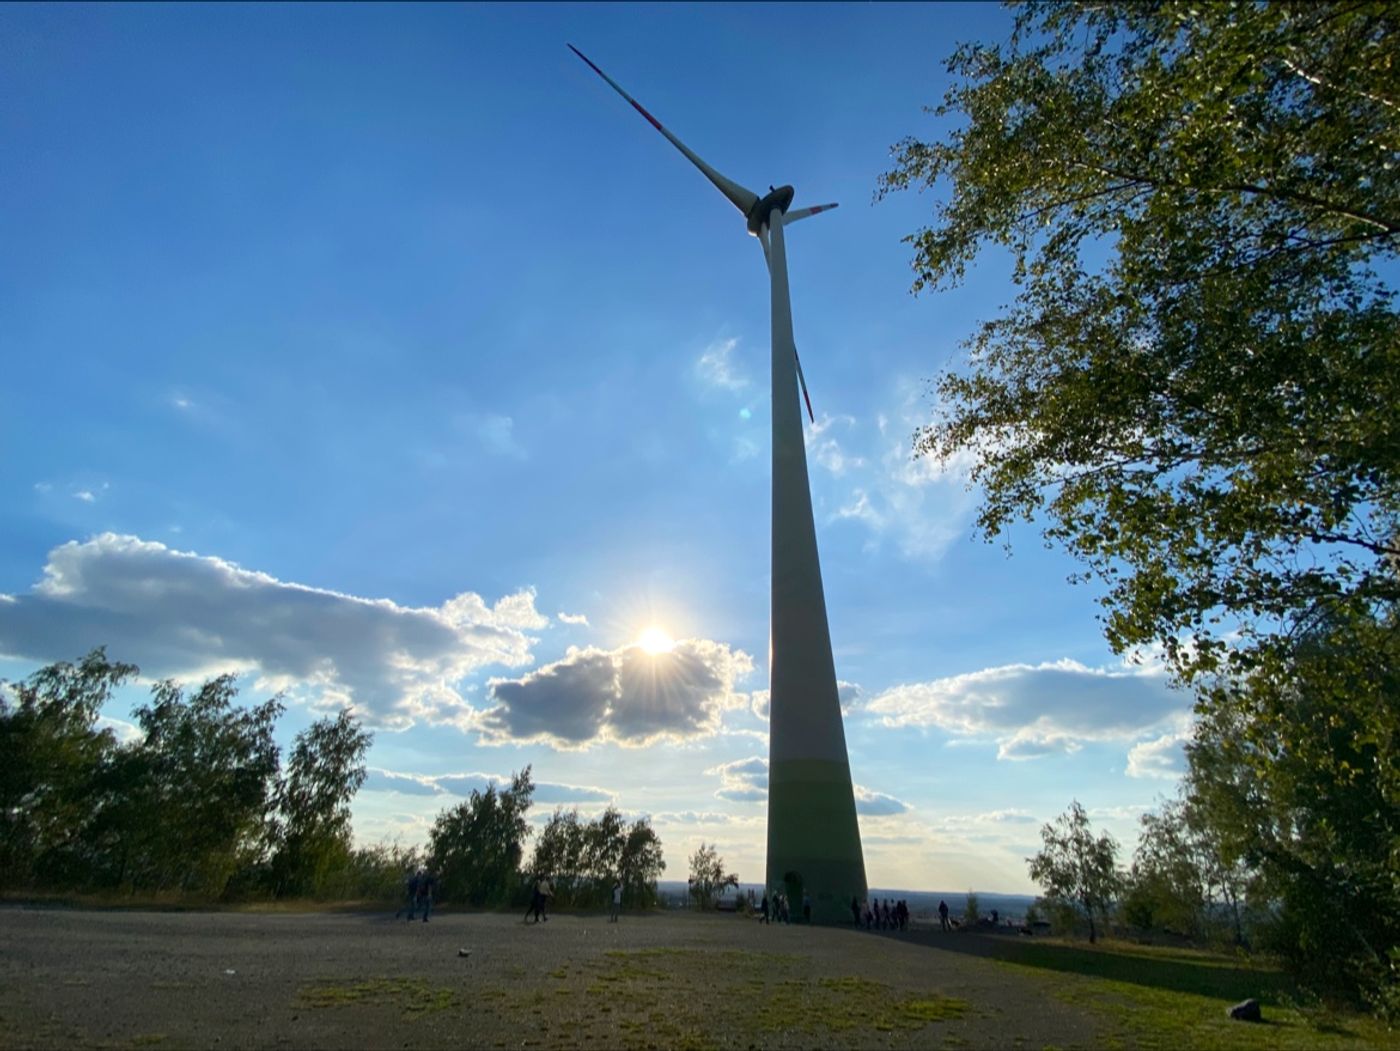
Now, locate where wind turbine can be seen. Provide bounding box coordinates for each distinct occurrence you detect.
[570,45,867,923]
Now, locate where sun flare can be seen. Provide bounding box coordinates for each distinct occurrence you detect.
[637,626,675,655]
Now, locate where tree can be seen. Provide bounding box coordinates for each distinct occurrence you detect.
[879,0,1398,690]
[882,0,1399,1003]
[125,675,283,896]
[963,891,980,927]
[530,805,666,909]
[618,817,666,908]
[269,709,373,898]
[687,842,738,909]
[1186,605,1399,1003]
[428,767,534,907]
[0,648,136,886]
[1028,801,1122,943]
[1122,799,1210,938]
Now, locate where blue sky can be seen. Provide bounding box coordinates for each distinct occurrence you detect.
[0,3,1192,894]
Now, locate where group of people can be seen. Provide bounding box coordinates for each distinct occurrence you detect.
[397,869,437,922]
[852,896,910,931]
[757,889,813,924]
[397,871,629,925]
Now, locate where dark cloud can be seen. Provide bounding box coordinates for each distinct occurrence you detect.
[0,534,545,729]
[479,639,753,749]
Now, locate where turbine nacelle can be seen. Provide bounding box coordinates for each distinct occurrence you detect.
[746,185,795,236]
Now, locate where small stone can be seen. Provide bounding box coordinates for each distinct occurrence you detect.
[1227,998,1261,1022]
[458,948,472,958]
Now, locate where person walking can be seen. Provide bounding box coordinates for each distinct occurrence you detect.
[610,878,623,923]
[404,869,423,922]
[760,893,770,924]
[938,899,950,932]
[850,895,861,926]
[416,870,436,923]
[802,892,812,924]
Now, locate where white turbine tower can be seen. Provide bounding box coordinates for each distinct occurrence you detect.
[571,46,867,922]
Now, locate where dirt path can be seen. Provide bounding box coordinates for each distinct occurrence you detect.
[0,906,1104,1049]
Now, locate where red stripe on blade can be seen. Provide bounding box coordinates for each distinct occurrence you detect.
[630,101,664,132]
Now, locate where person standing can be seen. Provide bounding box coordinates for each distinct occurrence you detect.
[525,875,543,924]
[538,875,553,922]
[610,878,623,923]
[416,870,436,923]
[760,893,770,924]
[850,895,861,926]
[938,899,950,932]
[802,892,812,924]
[404,869,422,922]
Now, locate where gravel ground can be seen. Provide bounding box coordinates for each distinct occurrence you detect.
[0,906,1105,1049]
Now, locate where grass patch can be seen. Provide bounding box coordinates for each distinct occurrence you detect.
[573,948,969,1045]
[297,977,460,1019]
[978,939,1399,1050]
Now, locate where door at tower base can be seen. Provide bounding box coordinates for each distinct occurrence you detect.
[765,756,867,925]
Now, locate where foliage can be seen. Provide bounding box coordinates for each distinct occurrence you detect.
[1186,603,1400,1008]
[963,891,980,926]
[428,767,535,907]
[268,710,373,898]
[882,0,1399,1005]
[0,648,137,885]
[687,841,738,908]
[122,674,284,896]
[530,805,666,909]
[1124,794,1252,945]
[880,0,1399,688]
[1028,801,1122,944]
[0,649,385,902]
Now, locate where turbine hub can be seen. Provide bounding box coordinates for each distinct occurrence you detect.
[746,185,795,236]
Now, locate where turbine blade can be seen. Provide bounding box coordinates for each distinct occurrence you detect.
[569,44,759,216]
[783,203,839,225]
[794,348,815,423]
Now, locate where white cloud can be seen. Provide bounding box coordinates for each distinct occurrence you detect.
[362,766,613,804]
[97,714,143,744]
[868,658,1189,761]
[805,413,866,476]
[467,413,526,459]
[557,611,589,626]
[708,754,768,802]
[480,637,754,749]
[73,490,96,503]
[706,755,906,815]
[695,336,748,391]
[1126,729,1190,780]
[649,810,741,826]
[0,534,544,730]
[854,784,910,816]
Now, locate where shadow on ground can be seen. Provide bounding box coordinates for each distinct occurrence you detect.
[893,929,1291,1004]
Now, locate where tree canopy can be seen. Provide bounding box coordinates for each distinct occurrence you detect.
[884,1,1398,1007]
[1028,801,1122,944]
[879,0,1398,684]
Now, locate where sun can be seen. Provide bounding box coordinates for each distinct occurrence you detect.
[637,625,676,655]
